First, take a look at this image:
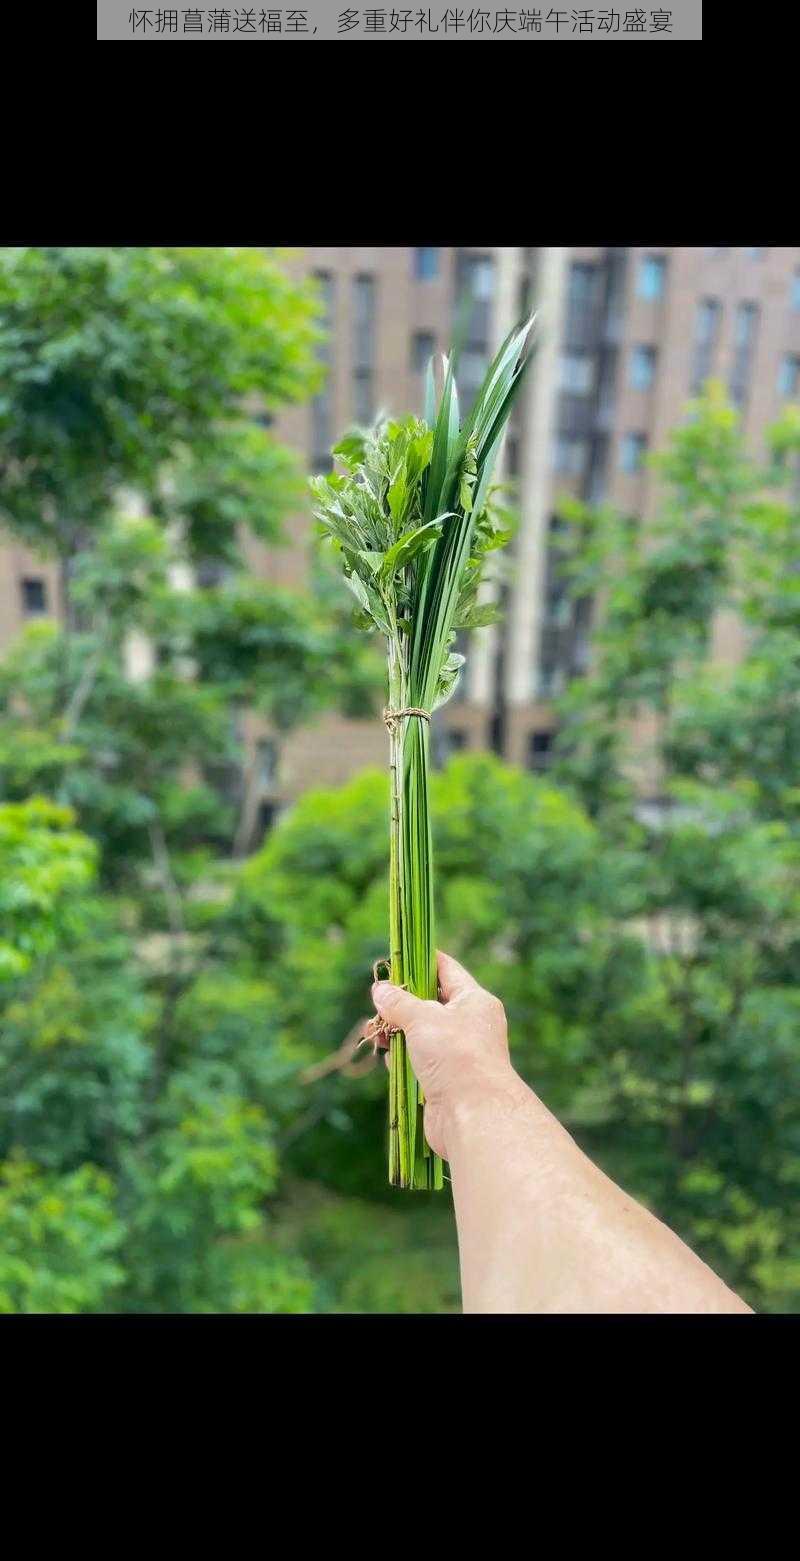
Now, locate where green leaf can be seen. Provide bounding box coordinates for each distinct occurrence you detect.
[342,568,379,627]
[387,477,407,527]
[455,600,499,630]
[356,549,385,576]
[433,650,466,710]
[380,515,452,582]
[351,607,378,632]
[332,430,367,466]
[407,430,434,483]
[477,526,513,554]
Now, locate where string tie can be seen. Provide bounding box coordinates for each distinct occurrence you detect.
[382,706,431,732]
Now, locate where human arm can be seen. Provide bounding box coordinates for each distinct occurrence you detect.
[371,952,752,1315]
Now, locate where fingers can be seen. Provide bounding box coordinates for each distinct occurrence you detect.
[372,953,479,1047]
[371,980,428,1035]
[436,949,480,1003]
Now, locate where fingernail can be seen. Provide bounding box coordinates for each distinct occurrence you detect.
[372,981,391,998]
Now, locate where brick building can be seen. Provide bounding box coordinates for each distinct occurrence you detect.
[4,246,799,830]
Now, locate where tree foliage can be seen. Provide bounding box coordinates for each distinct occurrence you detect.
[0,248,368,1311]
[230,384,800,1311]
[1,249,798,1314]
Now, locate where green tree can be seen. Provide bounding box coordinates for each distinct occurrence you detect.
[0,795,313,1313]
[0,247,318,579]
[4,256,797,1317]
[229,754,638,1308]
[548,384,800,1307]
[0,248,374,1312]
[225,387,800,1312]
[0,1158,125,1315]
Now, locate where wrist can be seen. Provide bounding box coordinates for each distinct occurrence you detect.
[442,1061,528,1141]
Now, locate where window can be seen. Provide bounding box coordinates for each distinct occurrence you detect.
[256,738,278,789]
[792,270,800,310]
[572,596,593,674]
[629,345,657,390]
[528,731,553,772]
[553,435,589,476]
[637,254,666,301]
[537,535,572,698]
[352,274,375,424]
[457,251,494,309]
[537,667,565,699]
[545,590,572,630]
[778,354,800,398]
[734,300,758,348]
[690,298,721,391]
[414,247,439,281]
[21,577,47,615]
[696,298,721,343]
[258,801,279,835]
[620,432,647,473]
[595,350,618,423]
[568,262,601,306]
[559,351,594,395]
[411,331,435,373]
[310,271,334,471]
[459,345,490,417]
[465,255,493,301]
[353,372,372,425]
[564,263,601,345]
[542,518,572,650]
[353,274,375,365]
[604,249,627,336]
[314,270,334,319]
[730,301,759,407]
[253,410,274,429]
[457,254,494,385]
[587,435,609,503]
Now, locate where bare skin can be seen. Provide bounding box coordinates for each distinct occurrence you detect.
[371,951,753,1315]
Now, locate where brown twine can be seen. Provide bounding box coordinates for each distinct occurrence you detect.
[301,953,449,1086]
[382,706,431,733]
[300,957,404,1080]
[362,955,408,1052]
[304,950,453,1082]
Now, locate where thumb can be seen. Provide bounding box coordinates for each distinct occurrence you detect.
[371,980,427,1036]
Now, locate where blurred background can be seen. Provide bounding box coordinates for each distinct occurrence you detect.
[1,244,799,1313]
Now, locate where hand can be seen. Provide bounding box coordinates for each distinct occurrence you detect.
[374,951,753,1313]
[371,950,515,1160]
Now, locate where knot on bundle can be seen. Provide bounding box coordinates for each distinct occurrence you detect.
[382,706,431,734]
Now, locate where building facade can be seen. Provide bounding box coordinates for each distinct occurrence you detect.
[3,246,799,827]
[266,244,800,810]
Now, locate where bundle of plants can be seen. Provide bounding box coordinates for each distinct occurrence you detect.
[310,318,534,1188]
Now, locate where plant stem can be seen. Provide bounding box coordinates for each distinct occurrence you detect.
[387,636,408,1186]
[402,716,443,1190]
[386,635,443,1191]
